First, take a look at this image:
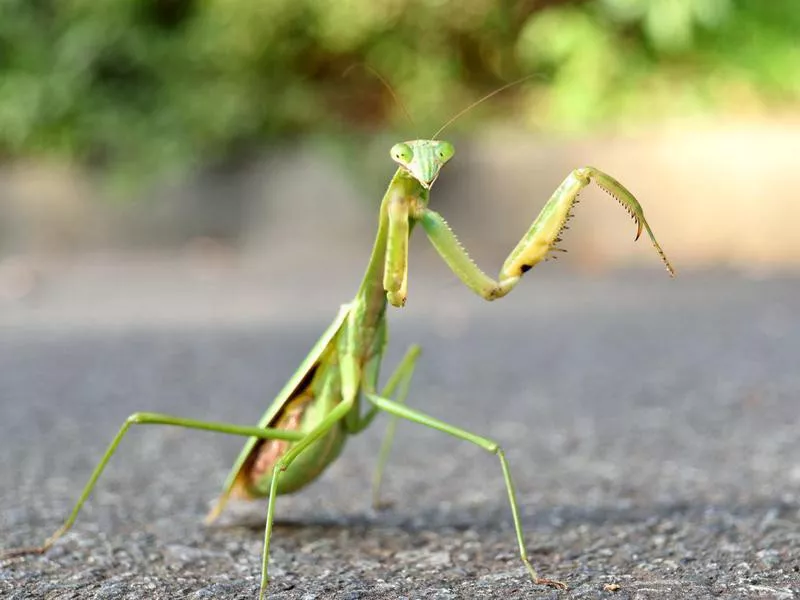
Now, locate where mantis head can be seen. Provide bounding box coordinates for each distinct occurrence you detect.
[390,140,455,189]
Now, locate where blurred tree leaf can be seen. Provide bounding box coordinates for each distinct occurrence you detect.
[0,0,797,187]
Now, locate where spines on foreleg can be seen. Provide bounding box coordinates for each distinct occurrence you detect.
[501,171,586,277]
[585,167,675,277]
[501,168,675,279]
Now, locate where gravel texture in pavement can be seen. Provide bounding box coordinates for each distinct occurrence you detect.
[0,273,798,599]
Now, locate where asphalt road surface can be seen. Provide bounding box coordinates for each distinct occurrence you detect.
[0,271,797,599]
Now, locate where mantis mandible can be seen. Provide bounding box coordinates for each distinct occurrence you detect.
[2,103,675,599]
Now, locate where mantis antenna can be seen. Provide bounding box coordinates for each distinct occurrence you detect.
[432,73,543,139]
[342,64,416,130]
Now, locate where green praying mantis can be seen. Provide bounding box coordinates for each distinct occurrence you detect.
[2,93,675,599]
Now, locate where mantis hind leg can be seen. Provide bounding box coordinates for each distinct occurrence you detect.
[340,344,421,508]
[364,392,567,590]
[0,412,304,558]
[371,344,420,508]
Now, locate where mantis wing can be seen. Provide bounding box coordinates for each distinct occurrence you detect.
[205,302,353,521]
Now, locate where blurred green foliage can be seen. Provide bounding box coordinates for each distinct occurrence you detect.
[1,0,798,181]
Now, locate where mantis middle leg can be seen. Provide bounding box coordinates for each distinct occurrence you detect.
[364,392,567,590]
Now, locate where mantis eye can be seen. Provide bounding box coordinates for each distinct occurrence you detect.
[435,141,455,162]
[390,142,413,164]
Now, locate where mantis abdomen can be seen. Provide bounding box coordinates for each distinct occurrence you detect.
[232,360,348,498]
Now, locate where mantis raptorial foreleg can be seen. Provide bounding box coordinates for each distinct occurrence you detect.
[420,167,675,301]
[365,392,567,589]
[1,413,305,558]
[385,194,412,307]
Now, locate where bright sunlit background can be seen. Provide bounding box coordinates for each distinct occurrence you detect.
[1,0,798,321]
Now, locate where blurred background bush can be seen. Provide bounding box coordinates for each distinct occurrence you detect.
[2,0,798,177]
[0,0,798,289]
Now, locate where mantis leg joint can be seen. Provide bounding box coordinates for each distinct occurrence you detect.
[125,412,148,425]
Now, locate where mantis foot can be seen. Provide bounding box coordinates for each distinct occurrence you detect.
[371,498,395,511]
[536,577,568,590]
[0,544,49,559]
[522,551,568,590]
[0,526,65,559]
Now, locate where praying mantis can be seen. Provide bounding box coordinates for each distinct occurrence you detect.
[2,102,675,599]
